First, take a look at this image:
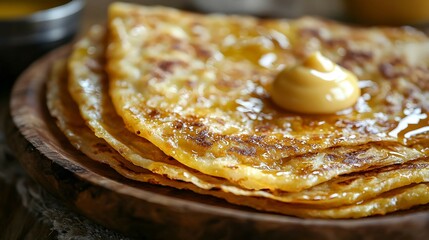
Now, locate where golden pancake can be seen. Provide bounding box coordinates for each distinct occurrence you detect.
[46,60,169,182]
[228,183,429,219]
[48,49,429,218]
[66,25,428,210]
[106,3,429,191]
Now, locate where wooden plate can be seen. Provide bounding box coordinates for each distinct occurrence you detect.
[8,46,429,240]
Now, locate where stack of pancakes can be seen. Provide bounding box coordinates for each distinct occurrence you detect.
[47,2,429,218]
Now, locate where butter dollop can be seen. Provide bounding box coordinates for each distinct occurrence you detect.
[271,51,360,114]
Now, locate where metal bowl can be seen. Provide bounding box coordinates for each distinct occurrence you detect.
[0,0,85,85]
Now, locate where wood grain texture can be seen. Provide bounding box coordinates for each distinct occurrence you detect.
[7,45,429,240]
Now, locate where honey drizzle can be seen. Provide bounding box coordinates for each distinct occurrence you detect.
[388,108,429,145]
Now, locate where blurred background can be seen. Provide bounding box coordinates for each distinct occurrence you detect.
[82,0,429,26]
[2,0,429,86]
[81,0,343,31]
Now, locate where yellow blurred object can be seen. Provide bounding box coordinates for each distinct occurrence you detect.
[0,0,69,19]
[345,0,429,25]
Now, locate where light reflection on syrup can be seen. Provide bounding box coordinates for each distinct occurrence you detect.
[388,108,429,145]
[259,53,277,68]
[236,98,272,121]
